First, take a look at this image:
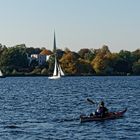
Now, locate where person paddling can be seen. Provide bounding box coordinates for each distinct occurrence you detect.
[95,101,108,117]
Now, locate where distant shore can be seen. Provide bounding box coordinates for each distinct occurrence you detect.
[0,44,140,76]
[3,73,140,77]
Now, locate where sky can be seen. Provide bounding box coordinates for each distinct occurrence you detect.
[0,0,140,52]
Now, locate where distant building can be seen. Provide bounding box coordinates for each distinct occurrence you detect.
[40,49,53,61]
[29,49,53,66]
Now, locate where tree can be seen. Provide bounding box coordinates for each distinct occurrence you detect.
[118,50,134,73]
[132,60,140,75]
[114,58,130,74]
[78,48,90,58]
[64,47,71,53]
[78,48,95,61]
[0,46,29,68]
[56,49,65,59]
[47,55,55,74]
[132,49,140,62]
[26,47,42,56]
[76,58,94,74]
[60,52,80,75]
[91,45,112,75]
[100,45,110,54]
[30,59,38,67]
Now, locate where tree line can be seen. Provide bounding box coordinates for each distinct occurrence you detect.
[0,43,140,76]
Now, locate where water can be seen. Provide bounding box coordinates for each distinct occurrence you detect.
[0,76,140,140]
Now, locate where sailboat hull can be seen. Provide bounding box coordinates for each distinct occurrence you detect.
[48,75,61,79]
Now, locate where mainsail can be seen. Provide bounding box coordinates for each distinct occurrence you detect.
[53,56,58,76]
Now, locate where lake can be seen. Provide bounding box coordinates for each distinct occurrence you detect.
[0,76,140,140]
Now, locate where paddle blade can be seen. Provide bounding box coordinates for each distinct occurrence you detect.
[86,98,95,104]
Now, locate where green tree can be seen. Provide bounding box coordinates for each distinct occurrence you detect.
[76,58,94,75]
[132,60,140,75]
[132,49,140,62]
[0,46,29,68]
[118,50,134,73]
[47,55,55,74]
[26,47,41,56]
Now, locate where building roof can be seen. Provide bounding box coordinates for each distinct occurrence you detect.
[40,49,53,55]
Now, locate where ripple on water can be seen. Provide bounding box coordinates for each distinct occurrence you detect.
[0,76,139,140]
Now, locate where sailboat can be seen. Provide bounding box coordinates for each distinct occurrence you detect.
[48,33,64,79]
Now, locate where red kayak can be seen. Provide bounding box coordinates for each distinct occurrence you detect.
[80,108,127,123]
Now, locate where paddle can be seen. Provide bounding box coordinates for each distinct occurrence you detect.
[86,98,96,104]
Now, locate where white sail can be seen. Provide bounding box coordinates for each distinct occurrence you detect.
[53,56,58,76]
[58,64,64,76]
[57,67,61,77]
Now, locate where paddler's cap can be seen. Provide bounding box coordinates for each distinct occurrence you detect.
[100,101,104,106]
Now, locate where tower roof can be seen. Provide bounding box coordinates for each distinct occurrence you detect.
[40,49,53,55]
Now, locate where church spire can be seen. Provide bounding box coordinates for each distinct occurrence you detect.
[53,31,56,53]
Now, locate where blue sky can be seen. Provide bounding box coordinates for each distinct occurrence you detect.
[0,0,140,52]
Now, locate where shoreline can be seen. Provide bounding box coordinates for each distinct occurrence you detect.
[3,74,140,77]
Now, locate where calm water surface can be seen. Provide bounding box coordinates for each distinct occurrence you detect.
[0,76,140,140]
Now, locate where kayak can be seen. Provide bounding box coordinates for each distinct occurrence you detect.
[80,108,127,123]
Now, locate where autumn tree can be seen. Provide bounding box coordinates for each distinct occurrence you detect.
[91,45,113,75]
[60,51,80,75]
[78,48,95,61]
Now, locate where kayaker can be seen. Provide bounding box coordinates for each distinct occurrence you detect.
[95,101,108,117]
